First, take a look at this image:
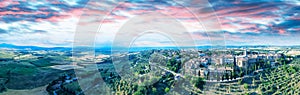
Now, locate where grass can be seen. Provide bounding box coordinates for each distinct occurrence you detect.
[0,61,72,90]
[29,58,54,67]
[0,62,38,77]
[2,85,48,95]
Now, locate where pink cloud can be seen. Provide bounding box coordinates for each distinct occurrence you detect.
[290,28,300,31]
[0,0,19,7]
[218,7,278,18]
[279,29,286,34]
[34,8,85,22]
[0,11,49,15]
[287,16,300,20]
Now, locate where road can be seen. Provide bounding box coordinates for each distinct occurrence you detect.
[150,63,184,78]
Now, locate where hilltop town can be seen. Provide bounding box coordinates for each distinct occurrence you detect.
[185,48,291,81]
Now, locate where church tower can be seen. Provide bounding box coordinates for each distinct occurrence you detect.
[243,48,247,57]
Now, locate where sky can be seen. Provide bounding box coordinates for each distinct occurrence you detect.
[0,0,299,47]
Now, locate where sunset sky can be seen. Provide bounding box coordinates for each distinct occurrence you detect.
[0,0,299,47]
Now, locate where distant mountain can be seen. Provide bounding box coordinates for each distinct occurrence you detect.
[0,43,71,50]
[1,43,299,51]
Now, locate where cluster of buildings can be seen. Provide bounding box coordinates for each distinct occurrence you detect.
[214,49,284,68]
[184,49,286,79]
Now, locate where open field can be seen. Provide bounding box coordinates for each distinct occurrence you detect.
[2,85,48,95]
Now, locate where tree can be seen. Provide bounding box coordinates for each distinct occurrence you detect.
[244,83,249,90]
[165,87,170,93]
[133,91,143,95]
[230,71,233,80]
[252,78,256,87]
[152,87,157,94]
[222,75,224,81]
[238,79,242,85]
[259,74,263,82]
[239,71,244,77]
[267,61,271,67]
[110,72,113,77]
[134,86,146,95]
[225,73,229,81]
[104,69,109,73]
[206,72,209,80]
[193,77,205,90]
[0,84,7,93]
[228,84,232,94]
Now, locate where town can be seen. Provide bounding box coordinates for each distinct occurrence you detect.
[185,48,291,82]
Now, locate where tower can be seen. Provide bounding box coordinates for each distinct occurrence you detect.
[243,48,247,57]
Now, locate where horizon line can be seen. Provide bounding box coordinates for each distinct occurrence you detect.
[2,43,300,49]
